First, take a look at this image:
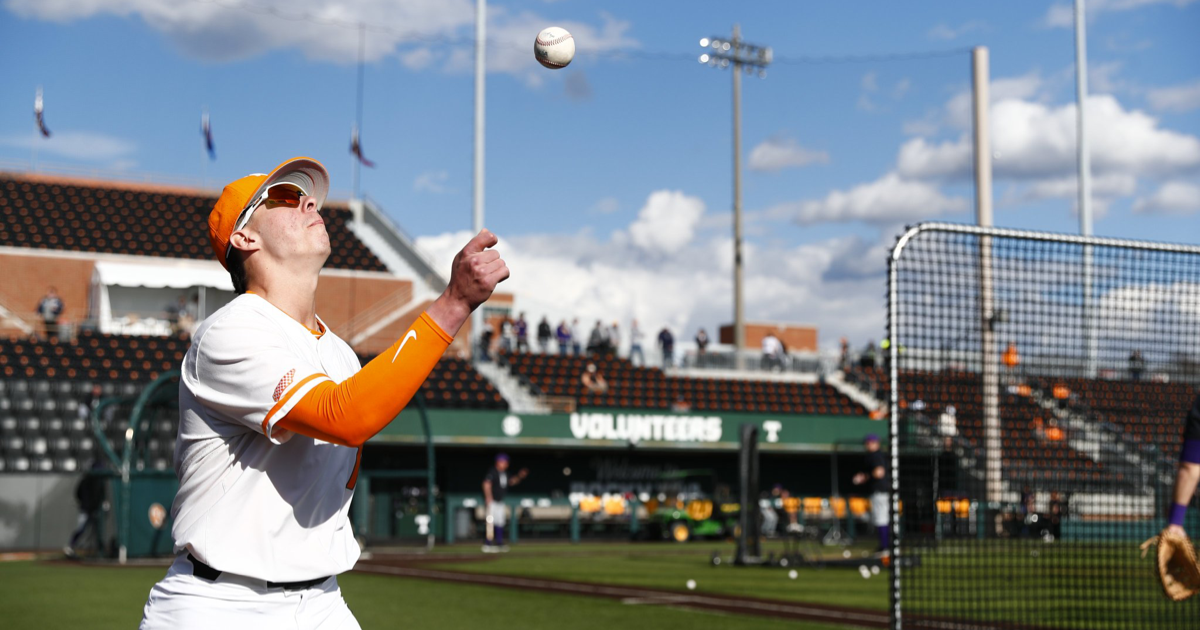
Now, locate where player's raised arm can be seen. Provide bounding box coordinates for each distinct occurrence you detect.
[277,230,508,447]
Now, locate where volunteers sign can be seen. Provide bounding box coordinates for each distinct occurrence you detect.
[375,407,879,452]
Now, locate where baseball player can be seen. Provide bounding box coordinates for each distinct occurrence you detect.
[852,433,891,554]
[139,157,508,629]
[481,453,528,552]
[1168,397,1200,538]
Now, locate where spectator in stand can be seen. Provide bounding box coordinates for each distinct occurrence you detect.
[556,320,571,356]
[671,394,691,413]
[36,286,64,340]
[938,405,958,450]
[1129,349,1146,381]
[609,321,621,357]
[694,328,709,366]
[587,320,606,356]
[840,337,850,371]
[852,434,891,554]
[571,318,582,355]
[581,363,609,394]
[78,384,105,430]
[479,325,494,362]
[860,341,878,369]
[167,295,196,336]
[629,319,645,366]
[658,327,675,368]
[64,459,107,558]
[762,332,783,371]
[1002,342,1020,372]
[499,317,514,353]
[514,312,529,353]
[537,317,552,354]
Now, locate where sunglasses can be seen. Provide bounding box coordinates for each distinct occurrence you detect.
[225,182,310,261]
[232,183,308,233]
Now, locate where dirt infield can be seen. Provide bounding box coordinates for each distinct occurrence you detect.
[355,553,890,628]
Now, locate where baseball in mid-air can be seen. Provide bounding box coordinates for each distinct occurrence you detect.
[534,26,574,69]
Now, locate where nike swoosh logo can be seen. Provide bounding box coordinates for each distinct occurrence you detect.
[392,330,418,363]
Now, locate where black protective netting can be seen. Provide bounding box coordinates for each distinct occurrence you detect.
[888,225,1200,629]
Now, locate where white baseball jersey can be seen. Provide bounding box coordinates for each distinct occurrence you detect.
[172,293,363,582]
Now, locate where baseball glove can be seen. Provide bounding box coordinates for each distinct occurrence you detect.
[1140,527,1200,601]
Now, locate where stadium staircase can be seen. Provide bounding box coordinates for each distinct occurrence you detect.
[823,371,882,414]
[472,361,549,414]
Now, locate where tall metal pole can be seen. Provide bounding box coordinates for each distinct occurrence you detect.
[471,0,486,354]
[699,28,769,371]
[731,24,745,370]
[1075,0,1097,377]
[972,47,1001,506]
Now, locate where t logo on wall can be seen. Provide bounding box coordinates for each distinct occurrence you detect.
[501,414,523,437]
[762,420,782,443]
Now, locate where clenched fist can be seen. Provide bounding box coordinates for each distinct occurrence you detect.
[426,229,510,336]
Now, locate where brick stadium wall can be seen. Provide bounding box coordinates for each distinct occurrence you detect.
[0,251,94,338]
[315,273,413,337]
[719,322,818,352]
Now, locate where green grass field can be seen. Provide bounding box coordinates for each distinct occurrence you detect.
[8,538,1186,629]
[0,540,885,630]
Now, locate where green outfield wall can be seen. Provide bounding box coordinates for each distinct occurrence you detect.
[372,407,881,452]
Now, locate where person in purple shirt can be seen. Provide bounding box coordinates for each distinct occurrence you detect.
[514,313,529,353]
[556,320,571,356]
[1166,396,1200,541]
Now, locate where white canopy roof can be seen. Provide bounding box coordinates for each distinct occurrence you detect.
[92,260,233,291]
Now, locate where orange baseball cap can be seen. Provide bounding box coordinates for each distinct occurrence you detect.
[208,157,330,269]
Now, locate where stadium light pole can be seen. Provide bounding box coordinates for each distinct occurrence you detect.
[472,0,486,356]
[699,26,771,371]
[1075,0,1097,378]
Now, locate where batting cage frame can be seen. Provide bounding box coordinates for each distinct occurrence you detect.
[887,222,1200,629]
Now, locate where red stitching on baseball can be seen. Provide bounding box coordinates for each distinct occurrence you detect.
[536,33,573,47]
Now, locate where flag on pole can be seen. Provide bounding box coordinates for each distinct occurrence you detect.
[350,125,375,168]
[201,111,215,160]
[34,87,51,138]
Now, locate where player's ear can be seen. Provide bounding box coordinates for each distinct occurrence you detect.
[229,228,261,254]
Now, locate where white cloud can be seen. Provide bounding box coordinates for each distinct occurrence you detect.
[747,137,830,172]
[6,0,474,63]
[1043,0,1198,28]
[928,20,985,40]
[414,170,450,193]
[588,197,619,215]
[4,0,636,84]
[1147,80,1200,113]
[899,94,1200,181]
[767,172,968,226]
[943,71,1045,131]
[624,190,705,256]
[1133,180,1200,214]
[0,130,136,162]
[1014,171,1138,201]
[1089,61,1124,95]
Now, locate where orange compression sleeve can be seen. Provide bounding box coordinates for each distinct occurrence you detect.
[277,312,453,447]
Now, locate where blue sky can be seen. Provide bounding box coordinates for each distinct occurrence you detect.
[2,0,1199,353]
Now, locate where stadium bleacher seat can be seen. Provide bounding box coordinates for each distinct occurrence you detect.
[497,350,866,416]
[0,176,388,272]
